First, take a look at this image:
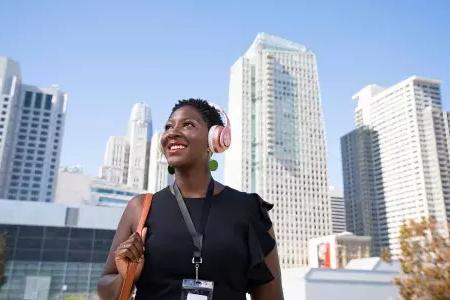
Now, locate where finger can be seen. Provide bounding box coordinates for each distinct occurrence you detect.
[132,233,144,249]
[128,242,142,262]
[116,242,138,261]
[141,227,148,242]
[117,248,134,262]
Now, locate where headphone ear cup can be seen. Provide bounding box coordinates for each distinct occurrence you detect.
[208,125,218,153]
[220,126,231,149]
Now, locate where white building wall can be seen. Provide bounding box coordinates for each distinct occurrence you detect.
[127,103,152,190]
[225,33,331,267]
[99,136,129,184]
[0,57,22,198]
[329,188,346,233]
[352,76,449,256]
[99,102,153,190]
[147,131,172,193]
[0,58,68,203]
[0,199,67,227]
[56,167,142,207]
[0,199,123,230]
[55,166,91,206]
[282,265,399,300]
[224,57,245,191]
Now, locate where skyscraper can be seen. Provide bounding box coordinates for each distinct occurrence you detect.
[126,103,152,190]
[329,187,346,234]
[99,136,129,185]
[341,126,375,238]
[341,76,450,256]
[224,33,331,267]
[99,103,152,190]
[0,57,21,195]
[147,131,173,193]
[0,56,67,202]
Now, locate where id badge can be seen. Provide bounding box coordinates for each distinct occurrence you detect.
[181,279,214,300]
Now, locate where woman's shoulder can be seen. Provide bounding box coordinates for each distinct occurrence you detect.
[221,186,273,212]
[126,187,170,210]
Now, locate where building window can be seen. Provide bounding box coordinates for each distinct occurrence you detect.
[24,91,33,107]
[35,93,43,109]
[44,95,53,110]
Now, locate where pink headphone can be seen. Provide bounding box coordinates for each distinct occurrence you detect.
[207,102,231,153]
[159,103,231,154]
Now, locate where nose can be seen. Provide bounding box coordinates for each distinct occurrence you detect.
[161,127,182,145]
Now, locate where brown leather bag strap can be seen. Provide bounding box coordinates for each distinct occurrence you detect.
[119,193,153,300]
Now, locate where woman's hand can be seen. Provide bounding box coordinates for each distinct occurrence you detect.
[114,227,148,282]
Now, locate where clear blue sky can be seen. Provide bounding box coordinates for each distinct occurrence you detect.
[1,0,449,190]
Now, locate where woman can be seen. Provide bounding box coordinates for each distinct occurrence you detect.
[97,99,283,299]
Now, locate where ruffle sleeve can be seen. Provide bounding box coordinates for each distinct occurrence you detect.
[247,193,276,291]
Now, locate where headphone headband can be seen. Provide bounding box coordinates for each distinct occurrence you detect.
[207,102,229,128]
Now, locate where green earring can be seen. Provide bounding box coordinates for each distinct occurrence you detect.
[167,166,175,175]
[208,159,218,171]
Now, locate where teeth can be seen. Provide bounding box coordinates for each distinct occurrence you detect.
[170,145,186,150]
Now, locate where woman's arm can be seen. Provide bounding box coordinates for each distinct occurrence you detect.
[97,196,142,299]
[251,228,284,300]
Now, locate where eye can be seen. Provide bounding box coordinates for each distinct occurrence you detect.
[164,123,172,131]
[183,121,194,128]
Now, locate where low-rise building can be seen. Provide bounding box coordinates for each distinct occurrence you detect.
[0,199,122,299]
[308,232,371,269]
[55,166,144,207]
[282,257,399,300]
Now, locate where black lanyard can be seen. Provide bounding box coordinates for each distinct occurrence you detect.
[170,179,214,280]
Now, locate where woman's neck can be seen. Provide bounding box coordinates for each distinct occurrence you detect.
[174,165,212,198]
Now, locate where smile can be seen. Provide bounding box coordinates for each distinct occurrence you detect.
[169,144,186,150]
[167,141,188,154]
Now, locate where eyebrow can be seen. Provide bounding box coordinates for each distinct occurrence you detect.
[166,117,202,123]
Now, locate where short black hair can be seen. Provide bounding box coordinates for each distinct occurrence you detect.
[171,98,224,129]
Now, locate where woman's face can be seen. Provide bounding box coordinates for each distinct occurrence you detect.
[161,105,210,169]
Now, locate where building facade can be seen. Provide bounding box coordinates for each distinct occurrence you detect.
[147,131,173,193]
[99,103,152,190]
[99,136,129,185]
[0,199,122,299]
[282,258,399,300]
[224,33,331,267]
[56,166,142,207]
[307,232,371,269]
[341,76,450,256]
[329,188,346,234]
[0,56,67,202]
[341,126,375,238]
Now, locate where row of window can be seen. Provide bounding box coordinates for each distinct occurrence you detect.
[23,91,53,110]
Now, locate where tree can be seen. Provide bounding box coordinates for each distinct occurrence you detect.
[0,232,6,288]
[393,216,450,300]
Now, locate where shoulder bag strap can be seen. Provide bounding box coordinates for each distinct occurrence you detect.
[119,193,153,300]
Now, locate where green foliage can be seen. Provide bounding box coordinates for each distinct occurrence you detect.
[394,217,450,300]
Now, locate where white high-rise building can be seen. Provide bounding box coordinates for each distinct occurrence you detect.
[99,136,129,184]
[224,33,331,267]
[127,103,152,190]
[99,103,152,190]
[147,131,172,193]
[0,56,67,202]
[0,57,22,195]
[343,76,450,256]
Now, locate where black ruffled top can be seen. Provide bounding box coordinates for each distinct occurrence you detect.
[135,186,275,300]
